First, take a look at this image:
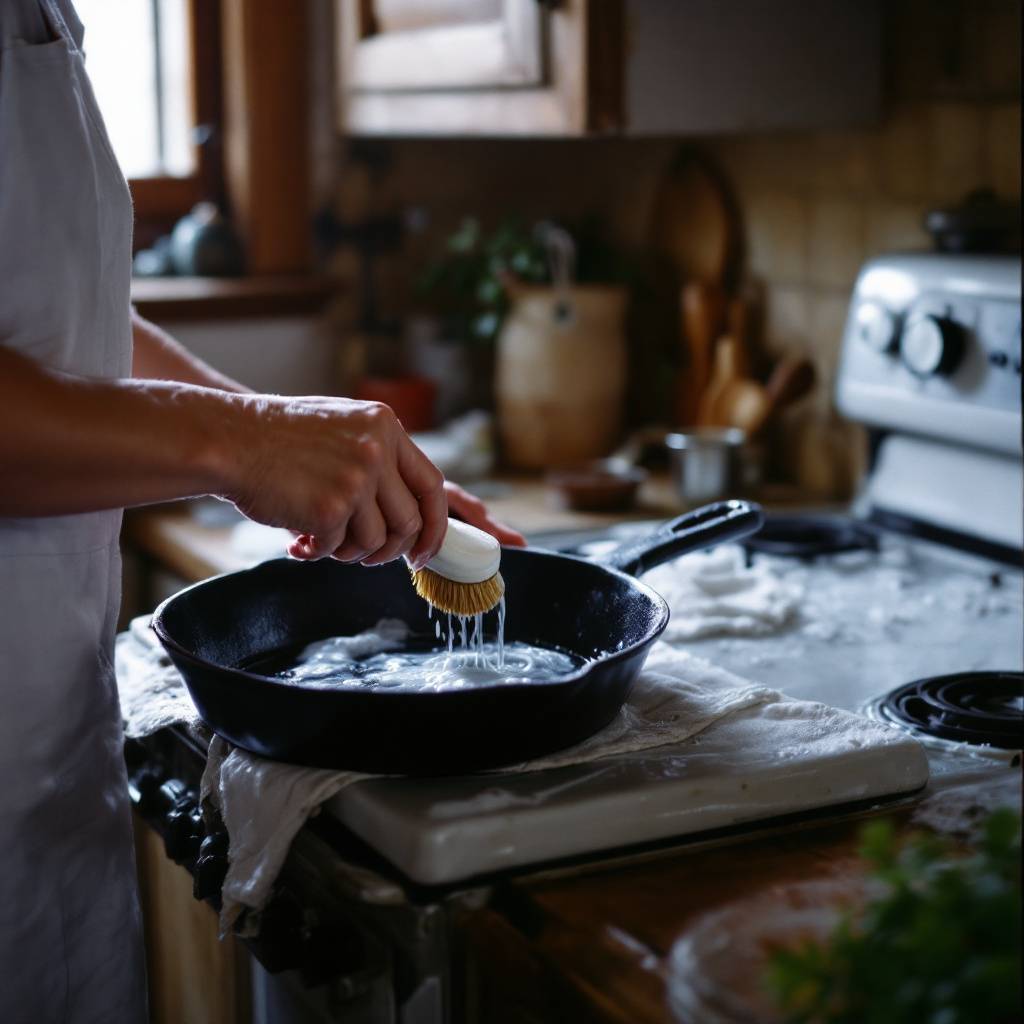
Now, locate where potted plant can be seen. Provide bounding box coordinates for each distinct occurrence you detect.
[414,217,633,467]
[409,217,547,422]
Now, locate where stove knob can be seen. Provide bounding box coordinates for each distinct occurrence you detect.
[193,832,229,902]
[899,314,965,377]
[164,803,204,865]
[132,765,165,814]
[854,301,897,353]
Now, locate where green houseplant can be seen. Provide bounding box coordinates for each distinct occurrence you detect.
[767,809,1022,1024]
[415,216,549,346]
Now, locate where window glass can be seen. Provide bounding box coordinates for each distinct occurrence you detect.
[75,0,193,179]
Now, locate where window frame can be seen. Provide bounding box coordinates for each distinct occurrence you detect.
[129,0,224,239]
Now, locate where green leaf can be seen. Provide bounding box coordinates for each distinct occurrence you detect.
[475,276,503,306]
[766,810,1022,1024]
[472,311,500,342]
[447,217,480,254]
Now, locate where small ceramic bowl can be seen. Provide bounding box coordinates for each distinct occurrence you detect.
[546,460,648,512]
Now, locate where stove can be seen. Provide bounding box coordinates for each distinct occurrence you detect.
[870,670,1023,754]
[311,256,1022,888]
[122,252,1022,1021]
[741,514,879,561]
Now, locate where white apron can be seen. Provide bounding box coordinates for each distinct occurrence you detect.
[0,1,147,1020]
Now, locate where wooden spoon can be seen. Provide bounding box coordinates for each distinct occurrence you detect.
[766,356,817,408]
[650,148,742,288]
[698,335,742,427]
[719,378,771,434]
[744,356,818,435]
[678,281,727,425]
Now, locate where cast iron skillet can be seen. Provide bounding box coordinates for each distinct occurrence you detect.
[152,500,763,775]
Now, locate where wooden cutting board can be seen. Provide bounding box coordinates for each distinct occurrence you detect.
[648,148,743,426]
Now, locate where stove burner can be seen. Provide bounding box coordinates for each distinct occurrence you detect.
[743,516,879,562]
[878,671,1024,750]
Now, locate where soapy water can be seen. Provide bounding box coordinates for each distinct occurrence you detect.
[254,604,582,692]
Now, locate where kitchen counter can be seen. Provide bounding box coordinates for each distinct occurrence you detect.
[460,790,942,1023]
[121,477,1020,1023]
[466,814,871,1023]
[124,474,816,585]
[125,474,685,583]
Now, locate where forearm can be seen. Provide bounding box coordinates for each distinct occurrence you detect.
[0,347,240,516]
[131,309,249,393]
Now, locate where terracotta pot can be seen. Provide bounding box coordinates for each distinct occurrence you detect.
[356,375,436,432]
[495,285,627,469]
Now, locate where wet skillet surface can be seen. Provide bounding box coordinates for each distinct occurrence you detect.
[153,550,669,775]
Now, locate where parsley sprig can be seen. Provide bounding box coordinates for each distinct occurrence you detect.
[767,808,1022,1024]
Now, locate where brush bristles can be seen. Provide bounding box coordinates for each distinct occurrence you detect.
[411,567,505,616]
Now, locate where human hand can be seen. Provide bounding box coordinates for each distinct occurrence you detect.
[223,396,446,567]
[443,481,527,547]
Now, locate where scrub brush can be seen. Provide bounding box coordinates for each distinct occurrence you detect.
[411,518,505,616]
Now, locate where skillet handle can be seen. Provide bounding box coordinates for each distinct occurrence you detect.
[603,500,764,577]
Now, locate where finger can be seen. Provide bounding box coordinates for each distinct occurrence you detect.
[307,515,352,557]
[338,501,387,564]
[302,491,365,560]
[362,470,422,565]
[398,435,446,569]
[445,482,527,546]
[480,516,527,547]
[288,534,317,560]
[292,528,346,560]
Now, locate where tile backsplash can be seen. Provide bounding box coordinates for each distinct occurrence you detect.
[709,99,1019,393]
[320,0,1019,492]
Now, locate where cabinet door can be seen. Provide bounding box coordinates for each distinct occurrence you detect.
[344,0,544,91]
[337,0,623,136]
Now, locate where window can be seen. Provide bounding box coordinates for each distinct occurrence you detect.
[76,0,192,177]
[73,0,222,231]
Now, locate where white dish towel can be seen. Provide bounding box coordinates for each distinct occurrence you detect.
[116,618,780,934]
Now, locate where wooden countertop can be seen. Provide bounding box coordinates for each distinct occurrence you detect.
[125,475,821,584]
[461,768,1014,1024]
[122,479,1015,1023]
[465,812,873,1023]
[126,475,687,583]
[131,275,337,323]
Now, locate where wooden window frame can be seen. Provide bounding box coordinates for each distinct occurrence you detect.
[337,0,624,137]
[130,0,224,240]
[131,0,311,276]
[343,0,545,93]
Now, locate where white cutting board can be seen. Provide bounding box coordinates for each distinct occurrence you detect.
[325,699,928,886]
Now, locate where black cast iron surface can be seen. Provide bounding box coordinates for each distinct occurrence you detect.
[742,514,879,562]
[880,671,1024,750]
[153,500,763,774]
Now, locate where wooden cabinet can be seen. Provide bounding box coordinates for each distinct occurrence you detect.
[336,0,881,137]
[134,814,252,1024]
[337,0,620,134]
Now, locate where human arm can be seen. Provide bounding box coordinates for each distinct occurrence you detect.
[0,346,447,566]
[131,308,248,392]
[128,313,528,550]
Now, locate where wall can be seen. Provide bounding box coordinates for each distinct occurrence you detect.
[171,318,338,395]
[707,0,1020,398]
[322,0,1020,490]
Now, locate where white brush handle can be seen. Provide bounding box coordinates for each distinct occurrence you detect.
[426,518,501,583]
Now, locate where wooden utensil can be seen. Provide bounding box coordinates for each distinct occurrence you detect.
[650,148,742,288]
[725,355,817,437]
[678,281,727,426]
[719,378,771,434]
[765,356,817,412]
[650,148,742,427]
[697,334,742,427]
[726,293,754,379]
